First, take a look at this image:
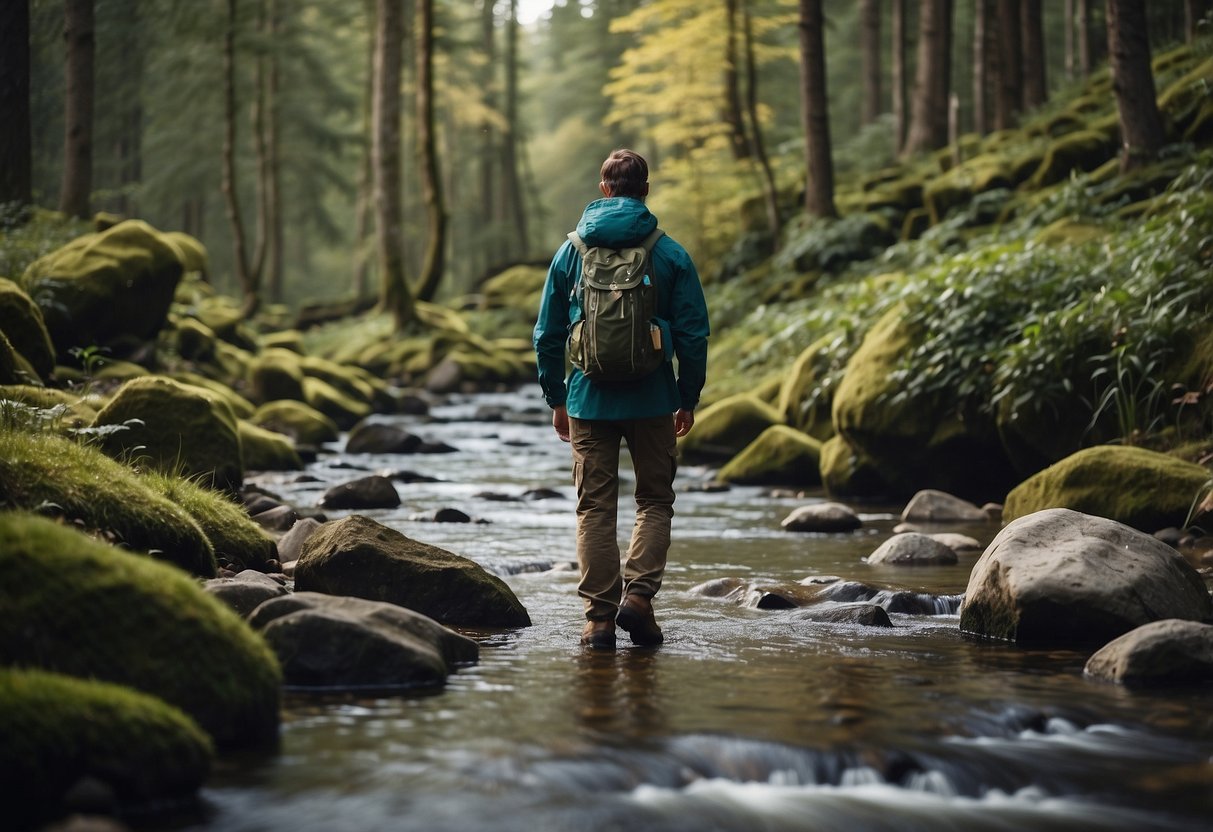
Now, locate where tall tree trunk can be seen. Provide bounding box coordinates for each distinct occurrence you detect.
[250,1,270,290]
[1184,0,1200,42]
[352,4,376,299]
[478,0,499,267]
[973,0,990,136]
[1021,0,1046,110]
[1064,0,1075,82]
[742,0,779,246]
[904,0,953,154]
[860,0,882,125]
[500,0,529,258]
[221,0,259,317]
[414,0,446,303]
[59,0,95,219]
[372,0,416,329]
[0,0,32,209]
[797,0,836,219]
[1077,0,1092,77]
[724,0,750,159]
[891,0,907,153]
[994,0,1022,129]
[1106,0,1165,172]
[266,0,284,304]
[110,0,142,217]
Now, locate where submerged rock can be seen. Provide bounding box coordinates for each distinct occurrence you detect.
[248,592,478,689]
[866,533,959,566]
[781,502,862,533]
[295,515,531,628]
[1084,619,1213,686]
[791,603,893,628]
[960,508,1213,645]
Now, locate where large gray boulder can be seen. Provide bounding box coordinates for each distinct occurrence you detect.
[1084,619,1213,686]
[295,515,531,628]
[960,508,1213,645]
[248,592,478,688]
[866,533,959,566]
[901,489,988,523]
[203,570,288,618]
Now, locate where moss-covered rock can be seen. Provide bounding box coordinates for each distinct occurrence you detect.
[923,154,1016,225]
[300,355,380,410]
[303,375,372,429]
[0,276,55,380]
[776,333,838,441]
[718,426,822,487]
[20,220,183,360]
[169,316,218,362]
[0,427,216,576]
[91,357,150,380]
[832,306,1014,501]
[480,265,546,311]
[142,470,276,570]
[248,347,306,405]
[1027,130,1115,190]
[260,328,306,353]
[170,371,256,419]
[818,434,893,499]
[678,393,783,465]
[295,515,531,629]
[238,419,303,472]
[0,329,28,385]
[1003,445,1210,532]
[1157,56,1213,139]
[0,384,99,429]
[0,512,280,748]
[92,376,243,493]
[0,667,213,828]
[250,399,340,445]
[193,295,258,351]
[1033,218,1106,248]
[161,230,209,276]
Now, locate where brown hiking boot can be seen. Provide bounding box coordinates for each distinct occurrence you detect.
[581,619,616,650]
[616,594,664,646]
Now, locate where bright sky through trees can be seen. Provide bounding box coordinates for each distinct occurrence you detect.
[517,0,556,25]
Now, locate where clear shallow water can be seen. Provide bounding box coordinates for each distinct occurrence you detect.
[176,389,1213,832]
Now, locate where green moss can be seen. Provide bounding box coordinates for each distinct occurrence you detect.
[0,512,280,749]
[480,265,546,311]
[1027,130,1115,190]
[0,276,55,379]
[303,375,372,428]
[170,371,256,419]
[0,329,23,385]
[194,296,258,351]
[0,384,98,430]
[777,332,838,441]
[169,316,218,362]
[92,376,243,493]
[142,469,277,569]
[248,347,306,404]
[1004,445,1211,531]
[300,355,378,408]
[1033,219,1107,248]
[819,434,891,499]
[213,339,254,383]
[161,230,209,276]
[250,399,339,445]
[718,425,822,487]
[0,426,216,575]
[678,393,783,464]
[260,329,306,353]
[0,667,212,826]
[91,357,150,380]
[238,418,303,473]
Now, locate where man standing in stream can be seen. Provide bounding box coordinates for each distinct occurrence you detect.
[533,149,710,650]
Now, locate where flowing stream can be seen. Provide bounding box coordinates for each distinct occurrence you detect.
[174,388,1212,832]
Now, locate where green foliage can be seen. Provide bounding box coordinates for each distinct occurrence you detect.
[0,207,90,282]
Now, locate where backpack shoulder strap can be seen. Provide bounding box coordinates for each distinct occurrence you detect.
[567,231,590,256]
[640,227,664,253]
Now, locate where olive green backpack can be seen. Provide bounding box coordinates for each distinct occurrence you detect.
[566,227,665,382]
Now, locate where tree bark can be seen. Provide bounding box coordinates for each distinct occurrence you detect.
[1106,0,1165,172]
[414,0,446,303]
[1021,0,1046,111]
[742,0,779,245]
[59,0,95,219]
[797,0,836,219]
[891,0,907,153]
[0,0,32,209]
[372,0,416,329]
[973,0,991,136]
[1184,0,1199,42]
[478,0,499,266]
[904,0,953,155]
[1077,0,1092,77]
[266,0,284,304]
[994,0,1021,130]
[860,0,882,125]
[221,0,259,317]
[500,0,529,259]
[724,0,750,159]
[1064,0,1075,82]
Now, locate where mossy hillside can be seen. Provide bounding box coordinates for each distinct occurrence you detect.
[0,276,55,380]
[0,512,281,749]
[92,376,243,493]
[238,419,304,472]
[0,427,216,576]
[20,219,184,360]
[0,667,212,827]
[718,425,822,487]
[1003,445,1211,532]
[250,399,340,445]
[141,470,277,570]
[677,393,783,465]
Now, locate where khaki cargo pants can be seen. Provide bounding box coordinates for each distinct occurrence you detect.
[569,414,677,621]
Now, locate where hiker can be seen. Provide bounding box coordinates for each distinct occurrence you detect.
[533,149,710,650]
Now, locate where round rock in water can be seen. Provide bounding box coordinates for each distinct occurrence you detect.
[901,489,988,523]
[345,421,422,455]
[320,475,401,509]
[203,569,289,618]
[929,532,982,553]
[781,502,862,533]
[792,603,893,628]
[1084,619,1213,686]
[866,533,958,566]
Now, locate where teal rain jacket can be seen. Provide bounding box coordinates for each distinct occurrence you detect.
[533,197,710,420]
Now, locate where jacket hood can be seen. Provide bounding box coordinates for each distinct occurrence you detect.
[575,197,658,248]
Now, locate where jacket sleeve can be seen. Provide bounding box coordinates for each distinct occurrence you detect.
[532,241,576,409]
[669,249,710,412]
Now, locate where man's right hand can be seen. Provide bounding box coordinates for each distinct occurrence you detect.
[552,405,570,442]
[674,408,694,437]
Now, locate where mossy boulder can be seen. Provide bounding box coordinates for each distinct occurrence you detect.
[250,399,340,445]
[0,427,216,576]
[1027,130,1115,190]
[480,265,546,311]
[819,435,894,499]
[260,329,306,353]
[678,393,783,465]
[0,329,33,385]
[193,295,258,351]
[923,154,1017,225]
[161,230,209,276]
[0,384,99,429]
[170,372,256,419]
[142,470,276,570]
[1003,445,1211,532]
[248,347,306,404]
[300,355,383,411]
[0,512,280,748]
[718,426,822,487]
[238,419,303,472]
[0,668,213,828]
[168,316,218,362]
[0,276,56,380]
[21,220,183,360]
[295,515,532,629]
[303,376,372,429]
[92,376,243,493]
[831,306,1014,501]
[776,333,838,441]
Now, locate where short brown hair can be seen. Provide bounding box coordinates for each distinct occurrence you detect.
[600,149,648,199]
